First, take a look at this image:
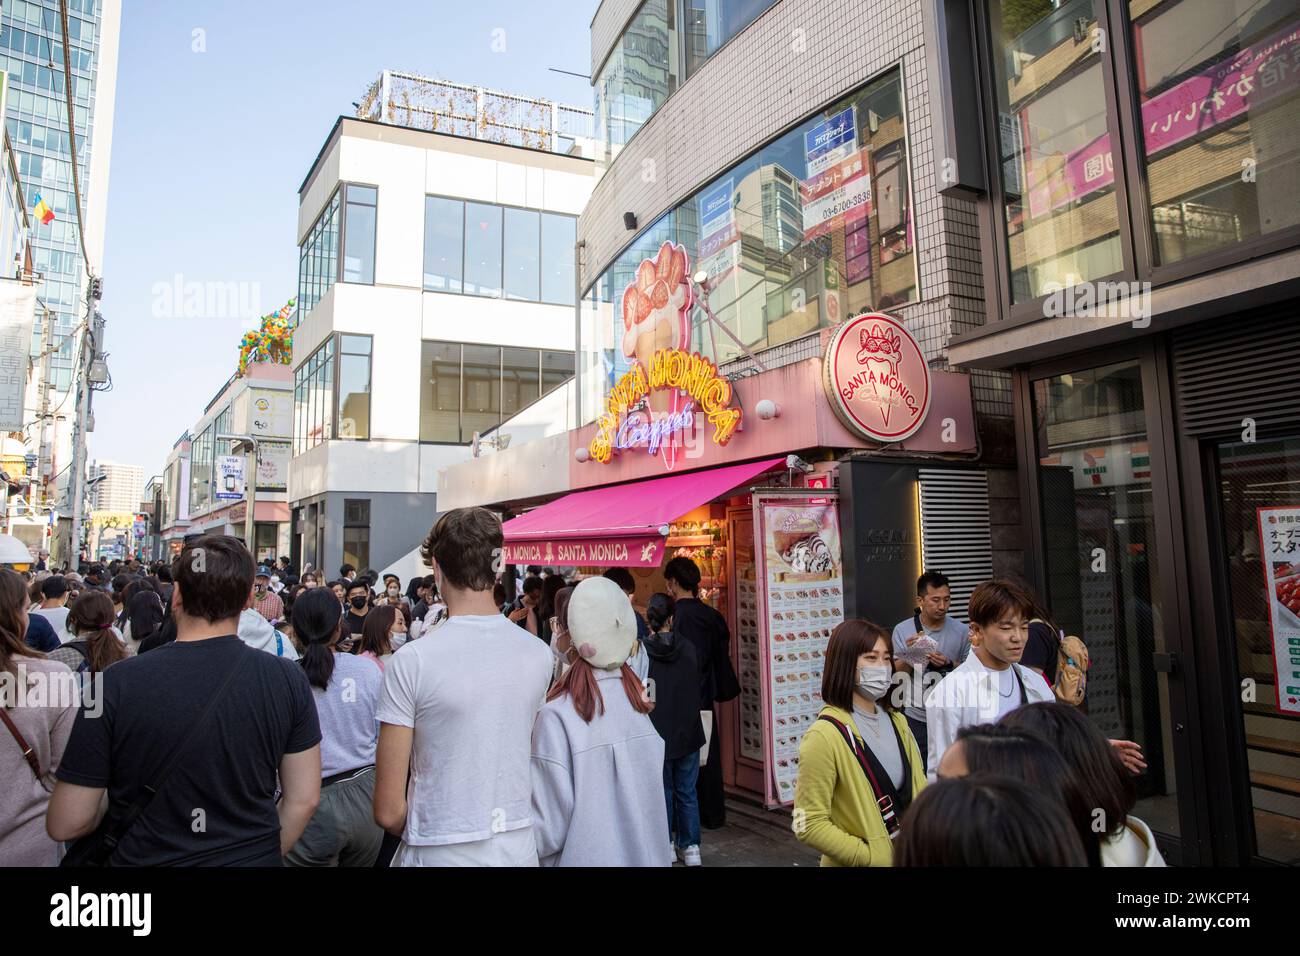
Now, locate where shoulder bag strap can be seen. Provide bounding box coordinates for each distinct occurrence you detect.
[0,706,45,784]
[1012,665,1028,705]
[817,715,901,838]
[888,713,913,813]
[96,648,249,862]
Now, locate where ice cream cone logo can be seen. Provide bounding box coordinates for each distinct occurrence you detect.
[621,241,694,467]
[823,312,931,443]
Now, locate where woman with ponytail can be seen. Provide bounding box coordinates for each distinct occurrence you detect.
[50,590,127,679]
[530,576,672,866]
[284,586,384,867]
[0,568,77,865]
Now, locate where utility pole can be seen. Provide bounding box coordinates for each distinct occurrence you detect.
[66,275,100,567]
[34,307,53,515]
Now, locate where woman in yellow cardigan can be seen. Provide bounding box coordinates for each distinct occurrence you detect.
[794,619,926,866]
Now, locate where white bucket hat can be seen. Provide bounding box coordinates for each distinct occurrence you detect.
[566,576,638,670]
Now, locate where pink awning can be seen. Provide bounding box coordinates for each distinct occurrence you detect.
[501,457,784,567]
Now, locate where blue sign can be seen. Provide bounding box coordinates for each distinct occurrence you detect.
[698,178,734,234]
[804,106,857,172]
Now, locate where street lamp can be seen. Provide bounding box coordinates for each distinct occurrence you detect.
[217,433,259,555]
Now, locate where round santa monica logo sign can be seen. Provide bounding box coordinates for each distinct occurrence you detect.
[823,312,931,442]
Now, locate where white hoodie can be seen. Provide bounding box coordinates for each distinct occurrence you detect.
[236,608,299,660]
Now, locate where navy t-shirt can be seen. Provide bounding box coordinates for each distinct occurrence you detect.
[23,612,60,652]
[57,635,321,866]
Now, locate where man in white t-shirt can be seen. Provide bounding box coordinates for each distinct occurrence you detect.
[31,574,72,642]
[374,508,553,866]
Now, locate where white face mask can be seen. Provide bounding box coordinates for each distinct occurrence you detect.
[856,664,892,701]
[390,629,407,649]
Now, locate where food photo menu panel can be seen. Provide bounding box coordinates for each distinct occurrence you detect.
[754,494,845,806]
[730,510,765,763]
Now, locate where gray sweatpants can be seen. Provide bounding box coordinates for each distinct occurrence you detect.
[284,768,383,867]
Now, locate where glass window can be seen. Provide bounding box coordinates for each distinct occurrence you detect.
[460,344,501,442]
[1032,359,1179,839]
[503,207,540,301]
[594,0,675,167]
[342,186,376,284]
[542,349,575,396]
[338,336,370,440]
[342,526,370,572]
[464,202,503,297]
[424,196,464,293]
[1214,434,1300,864]
[502,347,541,419]
[1127,0,1300,266]
[540,213,576,305]
[297,191,340,315]
[681,0,777,79]
[986,0,1124,302]
[420,341,462,442]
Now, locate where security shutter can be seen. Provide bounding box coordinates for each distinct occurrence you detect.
[1172,302,1300,438]
[918,468,993,614]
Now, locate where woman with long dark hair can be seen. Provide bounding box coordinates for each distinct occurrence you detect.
[49,591,128,678]
[283,587,384,867]
[120,580,164,655]
[530,576,670,866]
[0,568,77,865]
[354,604,405,671]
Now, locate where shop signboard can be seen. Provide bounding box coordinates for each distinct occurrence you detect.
[804,106,857,176]
[1256,506,1300,716]
[215,455,245,501]
[823,312,932,443]
[596,241,742,470]
[754,492,845,806]
[501,534,664,569]
[0,279,37,431]
[256,440,291,491]
[799,149,871,242]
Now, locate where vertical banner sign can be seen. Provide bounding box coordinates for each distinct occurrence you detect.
[1257,506,1300,716]
[0,280,37,430]
[215,455,245,501]
[754,492,845,806]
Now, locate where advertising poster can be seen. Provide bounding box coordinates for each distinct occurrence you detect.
[804,106,857,176]
[755,493,845,806]
[0,279,37,431]
[1256,506,1300,716]
[256,440,291,491]
[800,149,871,242]
[215,455,245,501]
[730,508,764,763]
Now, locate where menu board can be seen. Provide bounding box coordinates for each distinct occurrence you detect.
[755,494,845,806]
[1257,506,1300,716]
[730,510,764,762]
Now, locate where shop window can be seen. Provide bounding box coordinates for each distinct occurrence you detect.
[423,196,464,293]
[343,498,370,571]
[342,184,377,284]
[464,202,503,298]
[503,207,541,301]
[337,335,371,440]
[297,190,340,315]
[1126,0,1300,266]
[461,344,501,442]
[594,0,675,167]
[1032,359,1180,839]
[1214,434,1300,864]
[984,0,1124,302]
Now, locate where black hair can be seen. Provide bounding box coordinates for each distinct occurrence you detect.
[154,565,173,583]
[1000,702,1136,841]
[339,563,355,577]
[646,592,675,633]
[664,556,701,594]
[522,575,544,596]
[492,582,506,607]
[953,723,1101,866]
[40,575,68,600]
[540,574,567,621]
[293,586,344,691]
[526,565,542,575]
[172,535,254,624]
[916,570,949,595]
[603,567,636,593]
[896,775,1088,866]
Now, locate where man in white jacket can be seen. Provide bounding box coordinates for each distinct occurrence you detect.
[924,578,1053,779]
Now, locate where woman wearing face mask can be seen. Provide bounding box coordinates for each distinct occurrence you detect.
[793,619,925,867]
[545,586,574,686]
[354,605,407,671]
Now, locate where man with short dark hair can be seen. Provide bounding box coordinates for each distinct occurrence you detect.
[373,508,552,866]
[47,534,322,864]
[890,571,971,771]
[339,563,356,583]
[508,575,544,637]
[344,581,371,636]
[31,575,71,641]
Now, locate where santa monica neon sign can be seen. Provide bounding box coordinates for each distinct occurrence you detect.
[589,348,742,465]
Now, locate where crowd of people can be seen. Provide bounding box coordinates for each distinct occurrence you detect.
[0,510,1161,868]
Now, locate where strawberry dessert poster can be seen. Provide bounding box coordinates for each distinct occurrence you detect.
[1256,506,1300,716]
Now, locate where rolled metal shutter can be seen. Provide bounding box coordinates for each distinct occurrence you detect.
[1172,302,1300,438]
[918,468,993,614]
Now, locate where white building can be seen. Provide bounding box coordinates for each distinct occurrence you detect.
[88,458,142,512]
[287,75,595,582]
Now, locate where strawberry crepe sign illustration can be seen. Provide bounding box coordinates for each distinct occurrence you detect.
[823,312,931,442]
[589,241,743,470]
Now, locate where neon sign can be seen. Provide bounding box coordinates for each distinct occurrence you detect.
[590,348,742,465]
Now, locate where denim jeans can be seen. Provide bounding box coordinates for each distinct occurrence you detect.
[664,751,701,850]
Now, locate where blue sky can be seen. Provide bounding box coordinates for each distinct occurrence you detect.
[91,0,595,475]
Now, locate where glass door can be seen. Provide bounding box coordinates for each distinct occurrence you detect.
[1213,435,1300,865]
[1031,358,1183,841]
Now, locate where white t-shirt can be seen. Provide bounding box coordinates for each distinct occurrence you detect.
[31,606,70,642]
[376,613,553,847]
